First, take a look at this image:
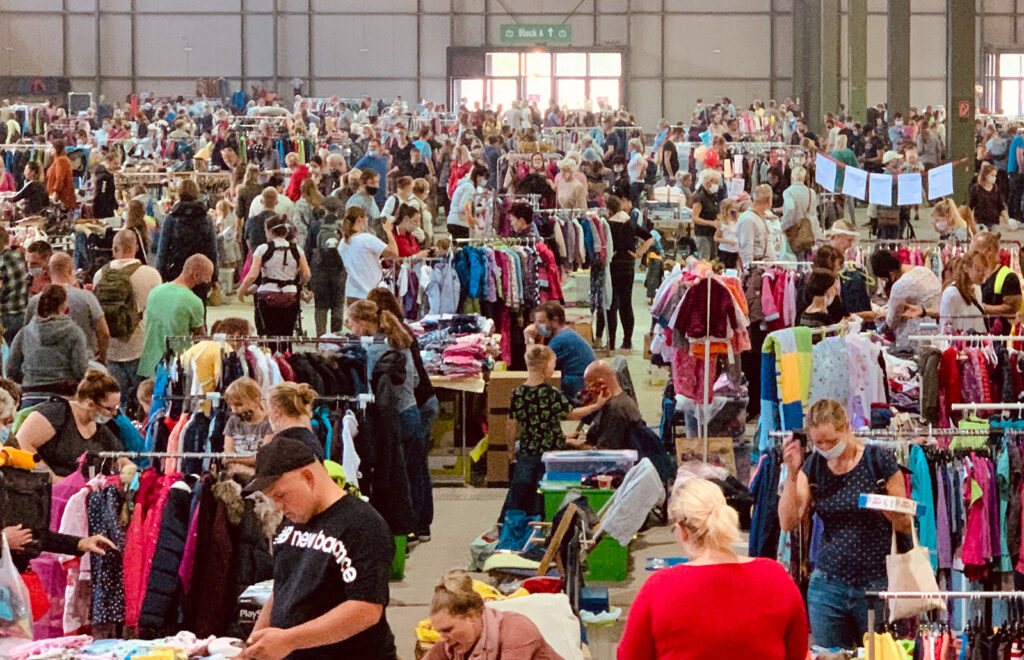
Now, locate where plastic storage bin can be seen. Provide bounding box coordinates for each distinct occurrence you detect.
[540,484,616,521]
[541,450,638,482]
[586,537,629,581]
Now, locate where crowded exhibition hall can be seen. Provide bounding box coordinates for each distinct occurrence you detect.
[1,0,1023,658]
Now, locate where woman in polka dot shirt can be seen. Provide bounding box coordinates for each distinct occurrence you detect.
[778,399,912,650]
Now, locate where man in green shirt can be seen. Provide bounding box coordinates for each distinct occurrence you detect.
[137,254,213,377]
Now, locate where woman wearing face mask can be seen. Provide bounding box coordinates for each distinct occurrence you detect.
[394,203,430,259]
[7,284,89,401]
[969,162,1008,230]
[424,569,562,660]
[931,197,975,241]
[223,376,272,468]
[16,369,123,479]
[447,164,489,239]
[619,479,808,660]
[779,399,910,651]
[690,168,723,260]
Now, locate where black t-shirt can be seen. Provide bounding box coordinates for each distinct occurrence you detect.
[271,494,397,660]
[34,400,121,477]
[982,266,1022,307]
[399,161,430,180]
[691,187,720,238]
[588,392,642,450]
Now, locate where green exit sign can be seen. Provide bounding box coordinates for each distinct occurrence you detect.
[500,24,573,44]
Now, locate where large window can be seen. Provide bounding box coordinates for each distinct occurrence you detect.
[455,51,622,110]
[992,53,1024,118]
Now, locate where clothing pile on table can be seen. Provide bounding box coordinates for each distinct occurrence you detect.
[410,315,497,378]
[3,631,246,659]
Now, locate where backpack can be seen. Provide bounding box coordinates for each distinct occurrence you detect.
[644,158,658,185]
[315,220,344,270]
[257,242,302,287]
[0,466,51,558]
[94,262,144,340]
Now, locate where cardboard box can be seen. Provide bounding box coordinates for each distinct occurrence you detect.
[486,371,560,486]
[675,436,737,477]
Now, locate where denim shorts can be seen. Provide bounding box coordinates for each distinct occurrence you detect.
[806,570,886,650]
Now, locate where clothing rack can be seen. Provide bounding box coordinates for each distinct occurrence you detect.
[865,591,1024,660]
[165,334,386,348]
[952,403,1024,411]
[94,451,254,460]
[908,334,1020,342]
[454,236,536,245]
[535,207,593,216]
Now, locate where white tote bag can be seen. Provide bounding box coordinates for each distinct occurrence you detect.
[885,525,945,622]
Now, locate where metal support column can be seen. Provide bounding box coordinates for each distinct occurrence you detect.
[660,0,666,119]
[62,0,69,79]
[94,0,101,95]
[417,0,423,102]
[793,0,821,132]
[792,2,806,110]
[848,0,867,121]
[272,0,279,97]
[947,0,975,201]
[240,0,247,97]
[886,0,910,120]
[307,0,313,97]
[769,0,776,100]
[820,0,841,118]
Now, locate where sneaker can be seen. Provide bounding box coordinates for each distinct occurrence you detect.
[620,343,633,351]
[406,534,421,548]
[417,534,432,544]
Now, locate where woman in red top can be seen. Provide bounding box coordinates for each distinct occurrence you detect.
[45,139,77,211]
[394,203,429,259]
[447,145,473,199]
[618,479,808,660]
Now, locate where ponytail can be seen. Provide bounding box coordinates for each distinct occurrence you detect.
[342,207,365,243]
[668,478,739,552]
[378,310,412,350]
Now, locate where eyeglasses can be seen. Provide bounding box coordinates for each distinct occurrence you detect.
[95,402,119,416]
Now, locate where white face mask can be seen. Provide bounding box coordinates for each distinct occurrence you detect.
[815,440,846,461]
[708,184,719,194]
[988,176,997,184]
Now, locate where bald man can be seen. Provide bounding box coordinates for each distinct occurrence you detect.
[94,230,162,411]
[137,254,212,377]
[582,360,642,450]
[26,252,110,363]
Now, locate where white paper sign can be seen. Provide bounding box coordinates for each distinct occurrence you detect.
[897,172,923,206]
[868,172,893,206]
[728,178,745,198]
[814,152,837,192]
[842,166,868,201]
[733,155,743,176]
[858,493,924,517]
[927,162,954,200]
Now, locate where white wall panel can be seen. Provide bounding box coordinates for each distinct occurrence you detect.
[985,15,1014,44]
[100,79,132,103]
[775,14,793,80]
[629,79,661,129]
[866,14,886,78]
[629,15,660,77]
[420,15,451,79]
[422,0,451,12]
[99,0,130,10]
[277,14,309,78]
[867,80,886,105]
[912,0,946,11]
[664,79,771,120]
[99,14,131,78]
[313,15,417,79]
[664,15,771,79]
[68,0,96,10]
[316,0,419,11]
[0,0,60,10]
[67,16,96,78]
[597,0,628,12]
[317,79,418,101]
[909,15,945,80]
[596,15,627,45]
[631,0,662,11]
[488,0,594,13]
[0,15,64,75]
[137,0,240,11]
[135,78,197,96]
[135,15,241,77]
[453,14,484,47]
[668,0,772,11]
[911,80,945,107]
[245,0,273,11]
[984,0,1015,12]
[244,15,274,78]
[420,78,447,105]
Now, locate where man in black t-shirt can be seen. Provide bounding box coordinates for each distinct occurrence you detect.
[244,430,397,660]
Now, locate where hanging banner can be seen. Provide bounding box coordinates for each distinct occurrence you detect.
[868,173,893,206]
[897,173,923,206]
[733,154,743,176]
[842,166,868,201]
[928,163,955,200]
[814,152,837,192]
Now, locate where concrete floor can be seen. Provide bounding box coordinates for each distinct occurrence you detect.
[202,203,1024,659]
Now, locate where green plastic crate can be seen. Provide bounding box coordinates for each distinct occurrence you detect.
[391,534,407,580]
[586,537,629,582]
[541,485,615,521]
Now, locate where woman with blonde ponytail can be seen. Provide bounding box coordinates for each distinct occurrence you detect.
[618,479,808,659]
[337,206,399,307]
[424,569,561,660]
[346,299,426,542]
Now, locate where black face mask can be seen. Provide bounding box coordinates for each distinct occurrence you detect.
[365,185,379,196]
[191,282,212,302]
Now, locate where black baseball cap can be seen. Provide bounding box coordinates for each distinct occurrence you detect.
[243,428,324,493]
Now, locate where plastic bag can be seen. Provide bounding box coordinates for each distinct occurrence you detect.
[0,533,32,640]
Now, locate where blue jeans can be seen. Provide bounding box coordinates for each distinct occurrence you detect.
[415,396,439,536]
[108,359,142,417]
[498,454,545,523]
[807,570,886,650]
[401,405,433,537]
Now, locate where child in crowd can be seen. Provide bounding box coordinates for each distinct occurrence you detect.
[498,345,609,522]
[134,377,154,435]
[223,376,272,468]
[714,199,739,269]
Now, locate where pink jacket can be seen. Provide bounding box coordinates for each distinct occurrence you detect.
[125,472,179,626]
[536,243,563,303]
[423,608,564,660]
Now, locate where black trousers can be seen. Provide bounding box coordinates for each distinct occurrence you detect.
[1010,172,1024,222]
[602,263,636,349]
